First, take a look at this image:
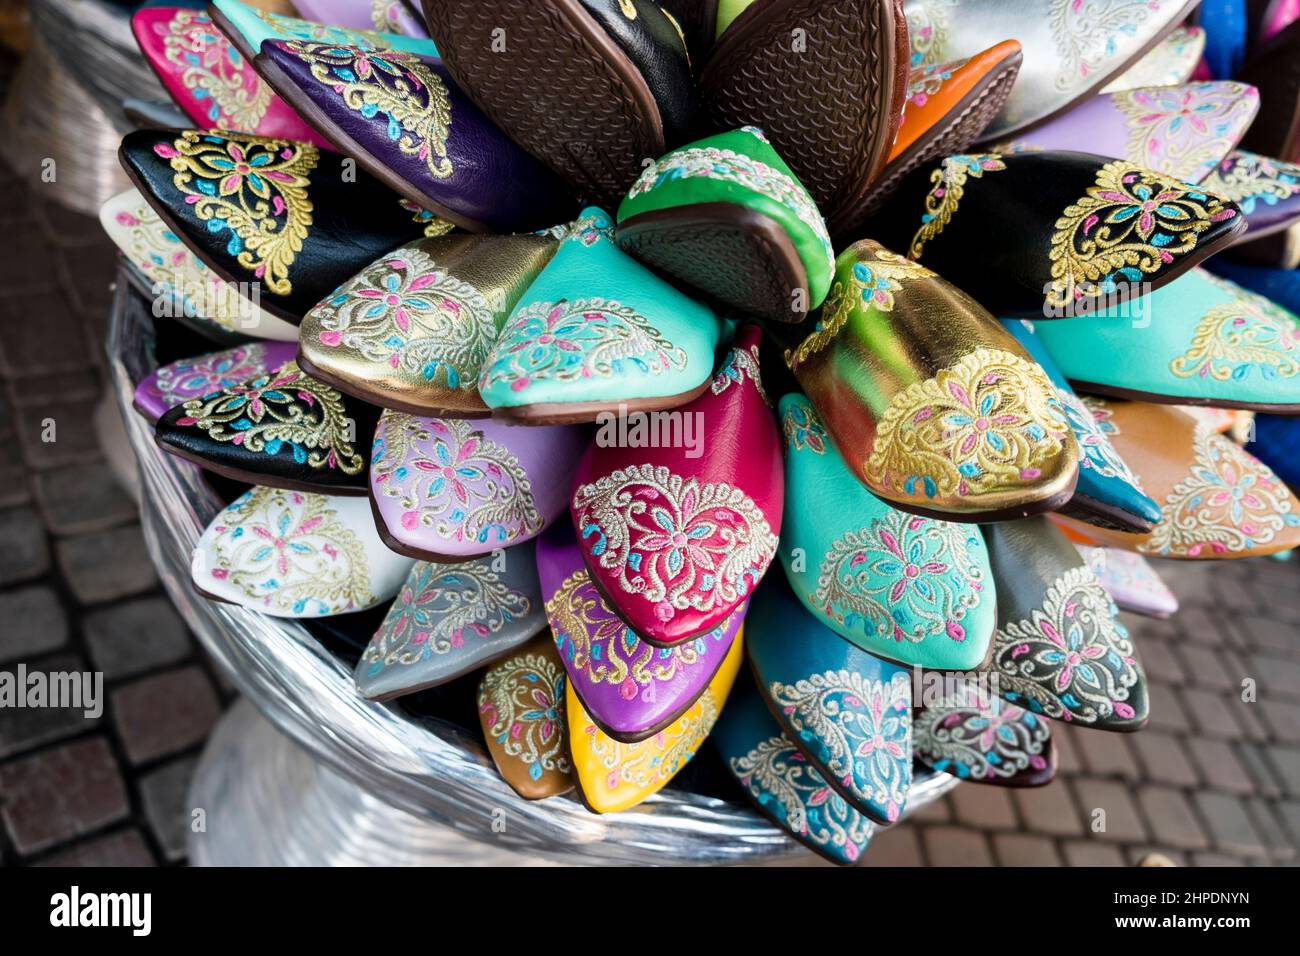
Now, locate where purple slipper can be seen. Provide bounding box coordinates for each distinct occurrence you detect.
[133,342,298,422]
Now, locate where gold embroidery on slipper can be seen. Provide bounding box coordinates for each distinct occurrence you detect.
[908,154,1006,260]
[161,10,273,130]
[1168,282,1300,382]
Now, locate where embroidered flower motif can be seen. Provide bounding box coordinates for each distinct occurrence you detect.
[479,297,687,393]
[1168,277,1300,383]
[1056,389,1147,488]
[398,198,456,236]
[782,400,829,455]
[1047,160,1237,311]
[813,512,986,645]
[583,691,717,789]
[1102,25,1201,91]
[364,561,532,670]
[1113,82,1259,183]
[730,736,872,861]
[1200,150,1300,214]
[253,8,395,49]
[152,344,277,408]
[477,650,570,782]
[281,41,453,181]
[206,486,372,615]
[309,247,496,389]
[909,154,1006,260]
[864,348,1070,502]
[904,0,957,70]
[371,413,542,547]
[566,210,614,246]
[159,131,316,295]
[572,464,778,622]
[769,669,912,822]
[710,342,769,404]
[176,360,365,474]
[1049,0,1162,90]
[157,10,272,129]
[902,57,958,113]
[992,565,1141,724]
[913,699,1051,781]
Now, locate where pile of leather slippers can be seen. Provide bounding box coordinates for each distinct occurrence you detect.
[107,0,1300,864]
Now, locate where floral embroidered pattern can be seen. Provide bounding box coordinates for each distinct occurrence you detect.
[152,344,282,409]
[567,209,614,246]
[204,487,372,614]
[1057,388,1147,487]
[1138,422,1300,557]
[399,198,456,236]
[813,512,986,644]
[477,650,571,782]
[786,248,935,368]
[782,401,828,455]
[864,349,1071,501]
[730,735,872,862]
[902,58,959,113]
[156,131,316,295]
[371,414,542,548]
[710,342,768,404]
[479,298,687,393]
[176,361,364,474]
[905,0,959,70]
[1113,82,1259,183]
[1200,150,1300,215]
[1103,25,1203,91]
[768,669,911,822]
[158,10,272,129]
[913,700,1051,781]
[309,246,495,390]
[1047,160,1237,311]
[626,143,834,277]
[1049,0,1163,90]
[572,464,778,623]
[1168,283,1300,382]
[364,561,532,669]
[282,41,452,181]
[582,691,717,789]
[909,154,1006,260]
[254,9,394,49]
[992,565,1141,724]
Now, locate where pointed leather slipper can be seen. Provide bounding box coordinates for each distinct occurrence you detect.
[133,341,298,422]
[783,239,1079,520]
[297,233,558,417]
[538,520,745,743]
[864,151,1245,319]
[982,516,1149,731]
[294,0,430,38]
[1100,24,1205,93]
[369,409,588,560]
[192,485,415,616]
[476,634,575,800]
[912,697,1056,787]
[252,40,577,232]
[700,0,908,232]
[210,0,440,63]
[615,127,835,322]
[570,325,782,646]
[711,673,874,865]
[567,624,743,813]
[1075,545,1178,619]
[1057,398,1300,559]
[1032,268,1300,412]
[1002,318,1163,535]
[119,128,427,323]
[1201,150,1300,244]
[777,393,996,671]
[478,208,724,423]
[748,575,912,825]
[155,359,378,495]
[355,545,546,699]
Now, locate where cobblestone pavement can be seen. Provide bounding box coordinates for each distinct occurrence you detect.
[1,152,1298,870]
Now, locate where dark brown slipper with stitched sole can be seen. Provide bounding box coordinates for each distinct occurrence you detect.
[1058,494,1159,536]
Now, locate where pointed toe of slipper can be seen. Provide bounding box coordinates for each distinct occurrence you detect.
[1075,545,1178,619]
[1201,150,1300,243]
[1101,25,1205,93]
[913,698,1057,787]
[133,342,298,422]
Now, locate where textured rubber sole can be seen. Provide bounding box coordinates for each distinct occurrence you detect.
[616,203,810,324]
[700,0,904,222]
[421,0,664,208]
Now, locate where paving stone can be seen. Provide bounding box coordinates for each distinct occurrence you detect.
[0,651,101,758]
[950,783,1018,830]
[1275,800,1300,844]
[55,524,157,605]
[1013,782,1086,837]
[922,826,994,866]
[0,587,68,664]
[1125,846,1189,867]
[111,667,220,765]
[1230,696,1270,742]
[1247,654,1300,704]
[32,461,134,536]
[993,833,1062,866]
[907,793,952,824]
[1186,739,1254,794]
[1176,643,1238,692]
[35,829,155,867]
[1052,724,1085,774]
[1231,614,1298,656]
[138,756,196,863]
[0,506,48,586]
[0,231,59,297]
[1174,605,1248,651]
[1071,779,1148,842]
[1129,732,1199,787]
[1193,792,1268,858]
[1210,573,1267,615]
[1257,701,1300,744]
[1191,851,1245,866]
[1075,729,1141,780]
[1265,746,1300,796]
[1235,743,1283,798]
[1241,797,1296,861]
[1146,682,1192,734]
[83,597,192,681]
[1136,786,1210,850]
[0,737,128,855]
[862,823,924,867]
[7,370,102,408]
[1136,638,1186,684]
[0,458,30,508]
[12,398,103,470]
[1062,840,1128,866]
[1181,689,1245,741]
